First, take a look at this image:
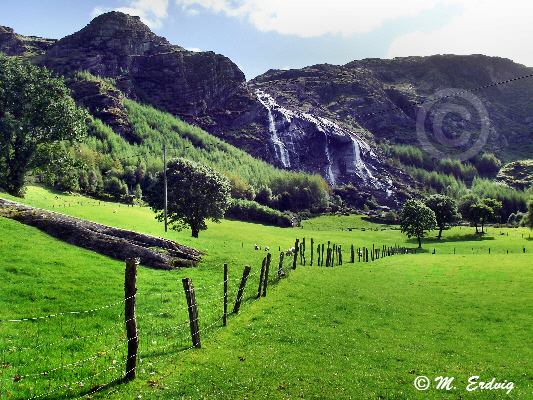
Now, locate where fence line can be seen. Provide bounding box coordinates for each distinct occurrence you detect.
[1,248,282,399]
[2,237,368,399]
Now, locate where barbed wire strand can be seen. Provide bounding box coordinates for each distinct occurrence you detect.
[0,295,133,323]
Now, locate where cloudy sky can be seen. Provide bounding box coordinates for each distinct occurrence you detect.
[2,0,532,80]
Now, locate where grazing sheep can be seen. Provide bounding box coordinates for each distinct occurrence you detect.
[285,247,296,256]
[264,246,269,251]
[113,210,117,213]
[254,244,259,250]
[357,250,363,257]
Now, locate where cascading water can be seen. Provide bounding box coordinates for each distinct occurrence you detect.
[255,90,291,168]
[350,135,375,184]
[324,137,336,186]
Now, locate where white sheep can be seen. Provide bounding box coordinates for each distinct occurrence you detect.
[285,247,296,256]
[264,246,269,251]
[254,244,259,250]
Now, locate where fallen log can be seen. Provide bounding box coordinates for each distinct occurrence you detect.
[0,198,203,269]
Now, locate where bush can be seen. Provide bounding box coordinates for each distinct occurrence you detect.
[225,199,292,227]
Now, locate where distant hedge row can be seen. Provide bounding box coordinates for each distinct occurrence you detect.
[224,199,293,227]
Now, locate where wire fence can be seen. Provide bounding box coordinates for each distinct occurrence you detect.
[0,249,289,400]
[3,234,527,399]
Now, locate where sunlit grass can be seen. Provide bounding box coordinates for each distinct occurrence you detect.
[1,186,533,399]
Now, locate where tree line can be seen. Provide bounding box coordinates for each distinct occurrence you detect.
[400,193,533,248]
[0,55,330,222]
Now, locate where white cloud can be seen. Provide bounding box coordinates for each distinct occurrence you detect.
[386,0,533,67]
[186,47,202,52]
[92,0,169,29]
[175,0,453,37]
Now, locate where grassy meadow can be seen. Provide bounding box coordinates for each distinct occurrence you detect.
[1,186,532,399]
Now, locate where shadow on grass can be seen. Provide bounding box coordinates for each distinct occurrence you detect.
[423,234,496,244]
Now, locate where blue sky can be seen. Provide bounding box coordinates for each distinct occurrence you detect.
[2,0,532,80]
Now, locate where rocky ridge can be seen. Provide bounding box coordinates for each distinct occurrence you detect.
[2,12,533,204]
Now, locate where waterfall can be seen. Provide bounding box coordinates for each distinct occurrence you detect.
[255,90,291,168]
[350,135,380,188]
[324,137,336,186]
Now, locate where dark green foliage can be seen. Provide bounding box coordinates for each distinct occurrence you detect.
[400,200,437,248]
[424,194,460,238]
[522,200,533,229]
[458,193,481,232]
[225,199,292,227]
[104,176,128,199]
[475,153,502,177]
[383,209,398,223]
[147,158,231,238]
[0,54,87,196]
[409,167,468,197]
[458,193,502,233]
[470,177,529,222]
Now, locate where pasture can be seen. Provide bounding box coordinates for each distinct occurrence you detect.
[0,186,532,399]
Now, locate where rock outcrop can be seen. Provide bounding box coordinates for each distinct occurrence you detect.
[41,11,246,127]
[3,13,533,204]
[0,25,56,56]
[0,198,203,269]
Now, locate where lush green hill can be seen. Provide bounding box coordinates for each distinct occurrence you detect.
[1,186,533,399]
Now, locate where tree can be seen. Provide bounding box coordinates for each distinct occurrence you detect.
[458,193,481,233]
[522,200,533,229]
[475,153,501,177]
[400,200,437,248]
[424,194,460,239]
[147,158,231,238]
[0,54,87,196]
[458,194,502,233]
[478,198,502,233]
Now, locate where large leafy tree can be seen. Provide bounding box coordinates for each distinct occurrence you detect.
[458,194,502,233]
[148,157,231,238]
[400,199,437,248]
[0,54,87,196]
[458,193,481,233]
[424,194,460,239]
[476,198,502,233]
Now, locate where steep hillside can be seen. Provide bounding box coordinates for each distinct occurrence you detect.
[2,12,533,205]
[249,56,533,163]
[37,12,247,129]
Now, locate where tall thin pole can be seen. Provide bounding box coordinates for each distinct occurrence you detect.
[163,143,168,232]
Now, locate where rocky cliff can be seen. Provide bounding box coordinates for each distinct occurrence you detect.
[0,25,56,56]
[2,12,533,205]
[39,12,247,128]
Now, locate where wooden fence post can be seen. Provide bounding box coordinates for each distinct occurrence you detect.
[278,252,285,280]
[338,245,342,265]
[125,258,139,381]
[321,244,325,266]
[293,239,299,269]
[223,264,228,327]
[182,278,201,348]
[257,258,266,298]
[233,266,251,313]
[311,238,314,266]
[350,245,354,263]
[262,253,272,297]
[302,237,306,265]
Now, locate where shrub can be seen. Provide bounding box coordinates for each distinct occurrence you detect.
[225,199,292,227]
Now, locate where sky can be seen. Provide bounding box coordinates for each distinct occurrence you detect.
[1,0,532,80]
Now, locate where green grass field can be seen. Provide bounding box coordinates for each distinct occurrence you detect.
[1,186,532,399]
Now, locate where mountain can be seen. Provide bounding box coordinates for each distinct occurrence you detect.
[2,11,533,206]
